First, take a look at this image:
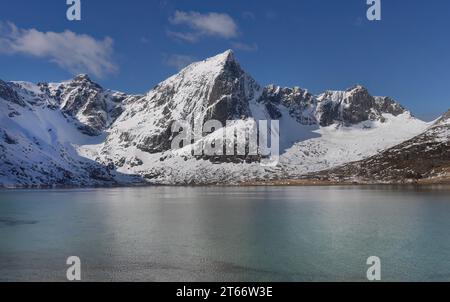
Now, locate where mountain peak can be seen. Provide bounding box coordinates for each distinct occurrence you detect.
[199,49,236,68]
[159,49,244,89]
[73,74,92,82]
[214,49,234,61]
[70,74,103,90]
[347,84,368,93]
[118,49,260,154]
[435,109,450,125]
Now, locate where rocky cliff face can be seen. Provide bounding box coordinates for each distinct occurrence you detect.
[258,85,316,125]
[374,96,408,116]
[256,84,408,128]
[38,74,133,136]
[315,86,407,127]
[0,80,26,107]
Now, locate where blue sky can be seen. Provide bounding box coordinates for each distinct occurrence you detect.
[0,0,449,120]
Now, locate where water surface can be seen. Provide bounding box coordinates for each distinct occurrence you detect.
[1,186,450,281]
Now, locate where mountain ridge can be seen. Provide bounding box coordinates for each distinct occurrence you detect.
[1,50,444,187]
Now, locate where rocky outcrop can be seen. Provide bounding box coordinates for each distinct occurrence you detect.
[258,85,316,125]
[257,84,408,128]
[39,74,132,136]
[315,85,406,126]
[435,109,450,126]
[374,96,407,116]
[0,80,25,107]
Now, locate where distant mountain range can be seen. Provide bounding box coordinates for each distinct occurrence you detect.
[0,50,448,187]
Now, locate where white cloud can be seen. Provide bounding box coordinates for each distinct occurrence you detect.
[164,54,197,70]
[231,42,258,52]
[0,22,117,78]
[167,30,199,43]
[168,11,238,42]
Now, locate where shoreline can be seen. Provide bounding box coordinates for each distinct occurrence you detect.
[238,177,450,187]
[1,177,450,190]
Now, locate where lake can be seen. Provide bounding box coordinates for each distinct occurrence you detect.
[1,185,450,281]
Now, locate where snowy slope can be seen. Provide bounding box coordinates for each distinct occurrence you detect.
[280,112,430,177]
[310,110,450,183]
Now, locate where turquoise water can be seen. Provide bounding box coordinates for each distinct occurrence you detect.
[0,186,450,281]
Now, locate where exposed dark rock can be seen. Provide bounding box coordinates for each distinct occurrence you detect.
[40,74,129,136]
[316,86,407,127]
[374,96,407,116]
[205,52,254,123]
[133,50,260,154]
[259,85,316,124]
[3,131,18,145]
[435,109,450,125]
[0,80,25,107]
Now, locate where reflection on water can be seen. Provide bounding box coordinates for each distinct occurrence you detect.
[0,218,38,226]
[0,185,450,281]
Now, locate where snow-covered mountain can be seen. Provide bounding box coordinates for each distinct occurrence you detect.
[310,110,450,184]
[0,50,439,187]
[102,50,260,156]
[0,77,140,187]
